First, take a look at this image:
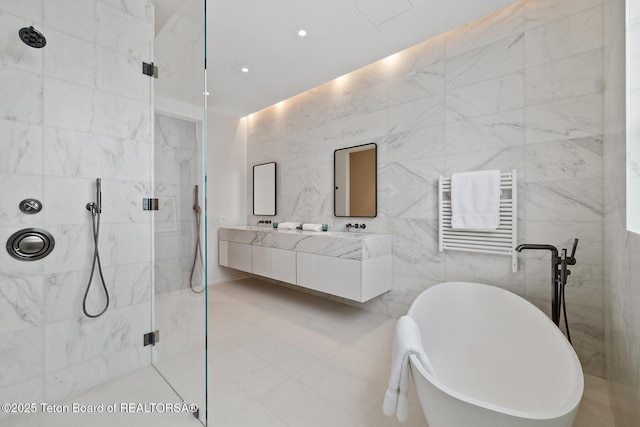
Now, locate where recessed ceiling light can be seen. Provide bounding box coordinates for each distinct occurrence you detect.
[241,67,249,73]
[298,29,307,37]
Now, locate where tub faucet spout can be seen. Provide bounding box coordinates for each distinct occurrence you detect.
[515,243,561,326]
[515,243,558,259]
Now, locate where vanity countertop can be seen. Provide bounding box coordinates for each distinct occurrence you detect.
[218,226,391,260]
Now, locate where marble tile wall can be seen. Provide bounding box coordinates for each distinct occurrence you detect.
[247,0,606,376]
[0,0,154,421]
[603,0,640,425]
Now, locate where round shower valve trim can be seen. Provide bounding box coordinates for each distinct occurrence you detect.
[6,228,55,261]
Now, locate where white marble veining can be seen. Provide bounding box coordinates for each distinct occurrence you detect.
[95,2,153,59]
[445,2,524,58]
[0,66,42,124]
[524,136,603,182]
[387,93,445,134]
[0,276,44,335]
[386,62,445,107]
[445,109,525,154]
[446,72,524,122]
[219,227,391,260]
[43,128,152,181]
[43,78,151,142]
[0,120,43,175]
[525,5,603,67]
[0,327,43,388]
[524,179,603,222]
[525,49,603,106]
[445,33,524,90]
[524,92,603,143]
[44,303,149,375]
[0,0,44,22]
[386,125,446,161]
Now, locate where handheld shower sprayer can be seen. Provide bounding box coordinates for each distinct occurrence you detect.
[83,178,109,318]
[86,178,102,216]
[193,184,200,214]
[96,178,102,214]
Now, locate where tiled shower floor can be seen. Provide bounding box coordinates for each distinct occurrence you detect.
[1,277,616,426]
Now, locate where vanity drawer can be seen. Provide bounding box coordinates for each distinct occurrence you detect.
[296,252,362,301]
[252,246,296,283]
[219,241,252,272]
[296,252,392,302]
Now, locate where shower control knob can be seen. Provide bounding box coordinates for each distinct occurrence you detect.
[19,199,42,214]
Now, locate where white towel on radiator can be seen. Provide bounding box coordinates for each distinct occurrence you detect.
[383,316,434,422]
[451,169,501,230]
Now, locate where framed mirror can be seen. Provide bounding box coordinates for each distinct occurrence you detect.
[253,162,276,215]
[334,143,377,217]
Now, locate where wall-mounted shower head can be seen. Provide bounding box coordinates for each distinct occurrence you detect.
[19,26,46,48]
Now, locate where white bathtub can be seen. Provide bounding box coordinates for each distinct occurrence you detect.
[407,282,583,427]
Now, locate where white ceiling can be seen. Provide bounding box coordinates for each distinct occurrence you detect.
[155,0,519,118]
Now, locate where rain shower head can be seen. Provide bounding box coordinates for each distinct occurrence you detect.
[19,26,46,48]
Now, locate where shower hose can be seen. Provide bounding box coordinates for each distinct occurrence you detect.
[83,202,110,318]
[189,200,204,294]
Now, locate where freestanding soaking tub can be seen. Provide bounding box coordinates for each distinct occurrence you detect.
[407,282,583,427]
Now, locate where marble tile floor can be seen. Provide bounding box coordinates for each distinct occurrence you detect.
[1,277,616,426]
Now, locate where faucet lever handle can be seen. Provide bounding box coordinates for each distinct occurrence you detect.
[565,238,579,265]
[570,238,579,258]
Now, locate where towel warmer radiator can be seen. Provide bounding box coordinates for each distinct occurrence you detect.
[438,169,518,272]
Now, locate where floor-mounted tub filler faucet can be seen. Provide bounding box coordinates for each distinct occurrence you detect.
[515,239,579,344]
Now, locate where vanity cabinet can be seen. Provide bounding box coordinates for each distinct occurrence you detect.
[252,245,296,284]
[296,252,392,303]
[218,226,392,303]
[219,241,251,272]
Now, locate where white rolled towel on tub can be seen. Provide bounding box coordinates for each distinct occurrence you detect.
[383,316,434,422]
[302,223,323,231]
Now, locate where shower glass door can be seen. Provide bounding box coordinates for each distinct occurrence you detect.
[152,0,207,424]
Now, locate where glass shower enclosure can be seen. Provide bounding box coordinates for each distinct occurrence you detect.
[0,0,207,425]
[153,0,208,422]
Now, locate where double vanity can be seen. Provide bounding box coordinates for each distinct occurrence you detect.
[218,226,392,302]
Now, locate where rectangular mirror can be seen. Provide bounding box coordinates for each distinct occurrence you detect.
[253,162,276,215]
[334,143,377,217]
